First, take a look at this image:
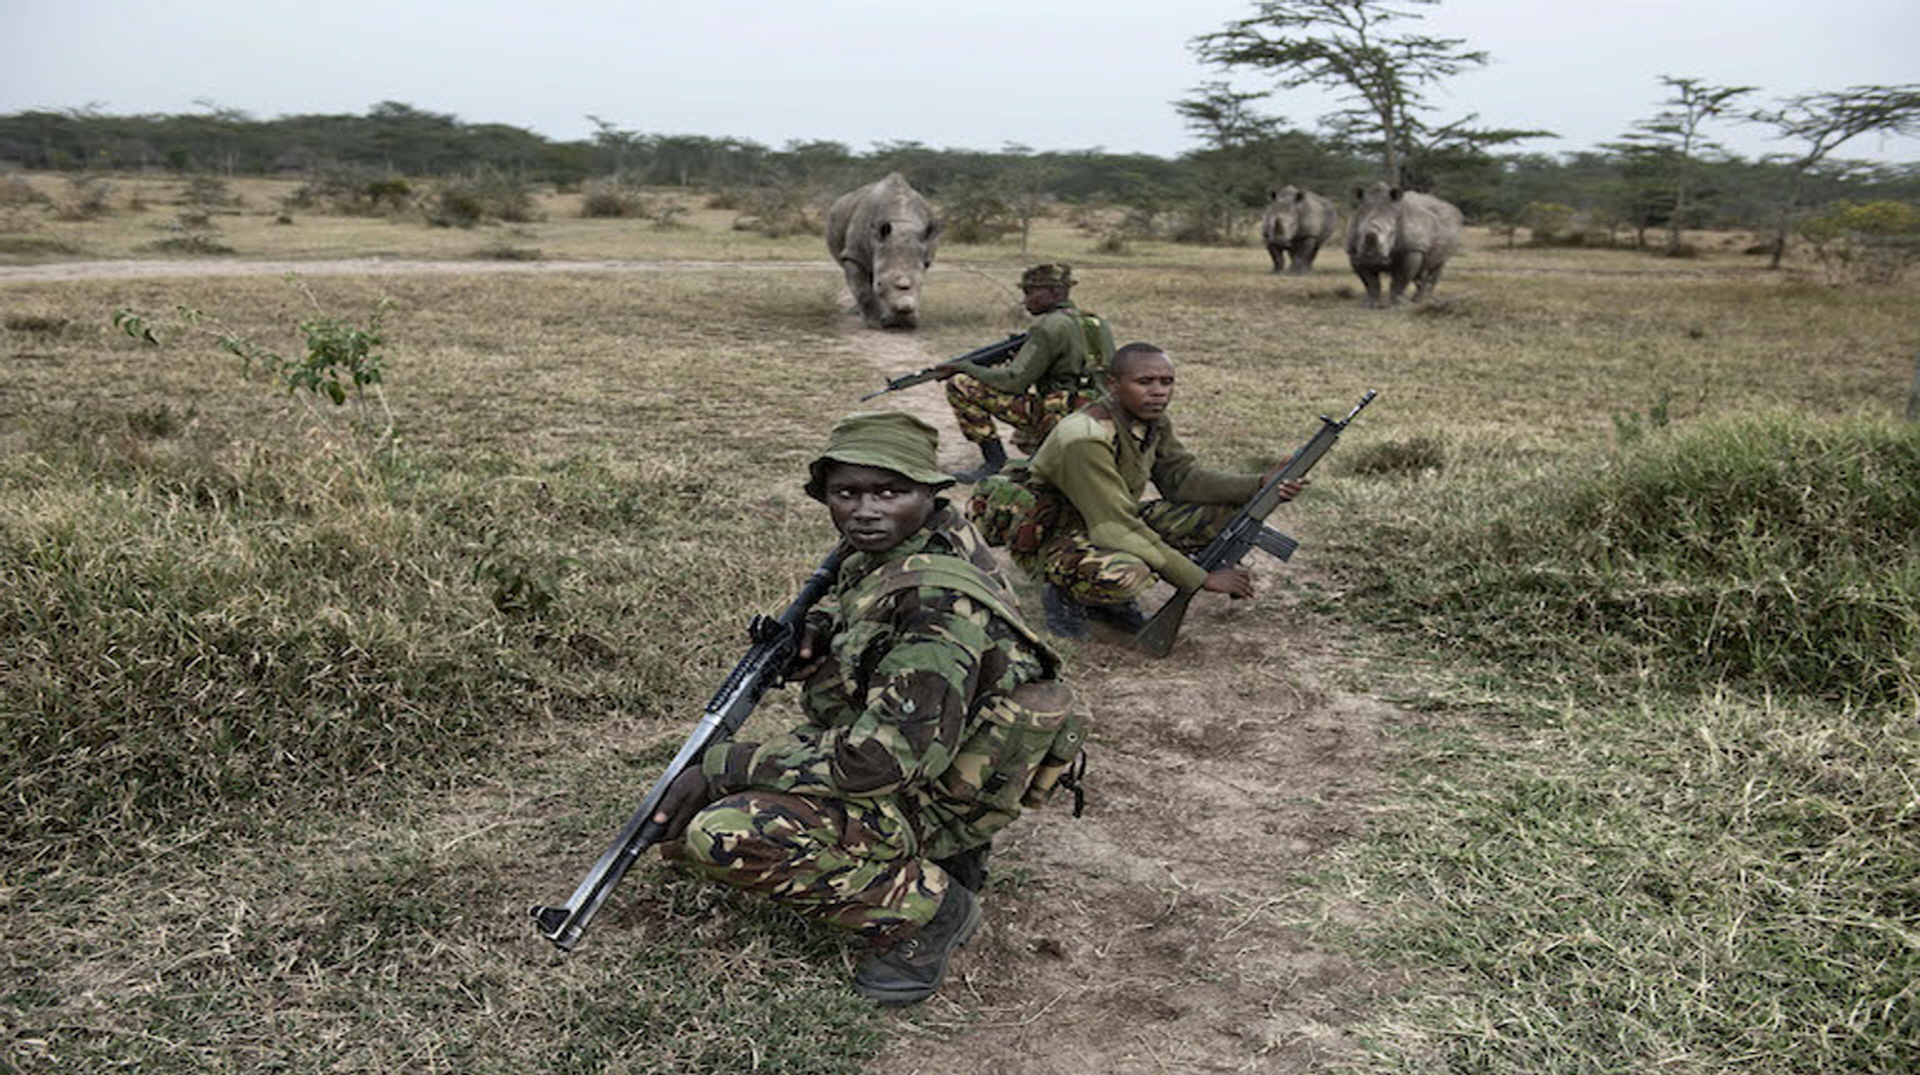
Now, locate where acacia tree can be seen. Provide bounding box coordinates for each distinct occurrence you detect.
[1171,82,1300,242]
[1749,84,1920,269]
[1191,0,1513,185]
[1608,76,1754,251]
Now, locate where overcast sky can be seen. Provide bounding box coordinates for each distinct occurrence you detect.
[5,0,1917,164]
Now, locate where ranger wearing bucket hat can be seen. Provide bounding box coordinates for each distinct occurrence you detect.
[935,262,1116,481]
[653,411,1073,1008]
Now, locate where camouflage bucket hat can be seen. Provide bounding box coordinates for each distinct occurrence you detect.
[1020,262,1076,288]
[805,411,954,501]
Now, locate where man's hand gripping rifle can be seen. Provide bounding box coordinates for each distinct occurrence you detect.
[1132,390,1377,658]
[529,543,850,952]
[859,333,1028,402]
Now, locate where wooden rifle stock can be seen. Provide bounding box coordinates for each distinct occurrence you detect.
[1132,390,1376,657]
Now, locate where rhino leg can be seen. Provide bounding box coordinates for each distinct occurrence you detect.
[1412,262,1445,302]
[1353,264,1385,307]
[839,258,882,326]
[1389,251,1425,305]
[1266,242,1287,273]
[1290,238,1320,275]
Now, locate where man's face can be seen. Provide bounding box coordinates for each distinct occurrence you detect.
[1109,352,1176,423]
[822,463,936,553]
[1022,284,1066,315]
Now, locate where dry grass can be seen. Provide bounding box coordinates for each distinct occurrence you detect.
[4,181,1916,1074]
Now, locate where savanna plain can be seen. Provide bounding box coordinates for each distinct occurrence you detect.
[2,176,1916,1074]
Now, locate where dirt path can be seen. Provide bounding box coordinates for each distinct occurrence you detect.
[0,257,824,283]
[840,318,1394,1074]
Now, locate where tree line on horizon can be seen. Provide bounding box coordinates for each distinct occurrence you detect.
[4,101,1916,235]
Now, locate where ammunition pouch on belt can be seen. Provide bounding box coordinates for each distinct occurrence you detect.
[937,680,1088,822]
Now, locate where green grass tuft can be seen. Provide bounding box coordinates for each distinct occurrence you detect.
[1330,413,1920,705]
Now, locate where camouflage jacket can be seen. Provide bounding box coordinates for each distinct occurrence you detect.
[1028,396,1261,590]
[702,503,1055,833]
[951,302,1115,395]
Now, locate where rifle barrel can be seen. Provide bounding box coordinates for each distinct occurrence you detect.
[528,544,848,952]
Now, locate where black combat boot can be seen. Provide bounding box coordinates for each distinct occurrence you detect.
[933,843,991,893]
[1086,599,1148,632]
[950,439,1007,483]
[853,883,983,1007]
[1041,584,1090,640]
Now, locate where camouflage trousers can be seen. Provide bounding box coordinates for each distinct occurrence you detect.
[946,377,1100,453]
[1014,500,1238,605]
[666,790,946,944]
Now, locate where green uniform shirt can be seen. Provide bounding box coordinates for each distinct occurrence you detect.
[705,503,1050,809]
[1028,398,1261,590]
[951,302,1115,394]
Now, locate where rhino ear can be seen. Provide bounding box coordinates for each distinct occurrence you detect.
[877,221,893,239]
[1294,190,1307,204]
[1268,189,1278,202]
[923,220,941,242]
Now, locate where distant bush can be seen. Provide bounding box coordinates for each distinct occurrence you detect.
[580,179,647,218]
[940,178,1016,244]
[1331,414,1920,705]
[426,170,537,228]
[286,168,413,216]
[0,175,49,208]
[52,175,114,221]
[1798,200,1920,286]
[176,174,240,211]
[142,209,234,254]
[729,186,819,238]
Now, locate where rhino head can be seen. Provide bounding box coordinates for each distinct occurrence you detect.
[1350,183,1403,261]
[869,217,941,328]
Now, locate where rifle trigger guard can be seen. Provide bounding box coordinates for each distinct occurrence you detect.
[747,614,781,644]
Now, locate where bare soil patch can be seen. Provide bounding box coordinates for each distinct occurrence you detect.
[839,315,1399,1074]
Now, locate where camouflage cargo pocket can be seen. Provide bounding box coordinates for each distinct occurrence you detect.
[937,680,1084,819]
[966,468,1059,556]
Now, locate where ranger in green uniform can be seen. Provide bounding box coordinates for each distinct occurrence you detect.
[936,263,1116,482]
[1018,343,1307,639]
[652,411,1079,1007]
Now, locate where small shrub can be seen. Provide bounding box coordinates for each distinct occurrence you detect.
[729,186,819,238]
[53,176,114,221]
[176,174,239,211]
[1521,201,1583,246]
[0,175,49,208]
[142,211,234,254]
[580,180,646,218]
[427,170,537,228]
[286,168,413,216]
[649,202,689,230]
[941,179,1016,244]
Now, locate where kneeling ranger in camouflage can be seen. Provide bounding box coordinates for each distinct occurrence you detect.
[934,263,1115,482]
[1010,343,1308,639]
[652,411,1081,1007]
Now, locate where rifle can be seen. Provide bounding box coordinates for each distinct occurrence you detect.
[858,333,1027,401]
[1132,390,1377,658]
[529,543,850,952]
